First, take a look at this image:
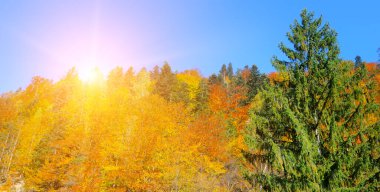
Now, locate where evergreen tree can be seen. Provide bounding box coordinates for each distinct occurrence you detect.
[124,66,135,89]
[355,56,363,68]
[150,65,160,82]
[153,63,176,101]
[219,64,227,85]
[227,63,234,79]
[194,79,209,112]
[152,63,190,103]
[171,80,190,104]
[235,64,266,105]
[107,67,124,90]
[243,9,379,191]
[208,74,220,85]
[246,64,266,101]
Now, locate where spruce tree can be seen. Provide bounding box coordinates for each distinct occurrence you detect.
[152,63,190,103]
[246,64,266,101]
[153,63,176,101]
[194,79,209,112]
[355,56,363,68]
[243,9,379,191]
[227,62,234,79]
[219,64,228,85]
[150,65,160,81]
[208,74,220,85]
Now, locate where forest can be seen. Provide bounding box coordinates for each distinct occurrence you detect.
[0,10,379,191]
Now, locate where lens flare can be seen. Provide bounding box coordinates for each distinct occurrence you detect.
[79,68,97,83]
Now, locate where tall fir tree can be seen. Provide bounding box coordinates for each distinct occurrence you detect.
[219,64,228,85]
[124,66,135,89]
[107,67,124,90]
[243,9,379,191]
[235,64,266,105]
[208,74,220,85]
[246,64,266,101]
[152,63,190,103]
[153,63,177,101]
[150,65,160,82]
[194,79,209,113]
[355,56,363,68]
[227,63,234,79]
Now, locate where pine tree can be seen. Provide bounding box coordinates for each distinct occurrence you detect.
[243,9,379,191]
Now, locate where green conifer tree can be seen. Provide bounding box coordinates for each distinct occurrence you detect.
[227,63,234,79]
[219,64,228,85]
[246,64,266,101]
[153,63,176,101]
[243,9,379,191]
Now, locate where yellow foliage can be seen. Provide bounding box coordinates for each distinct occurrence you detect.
[176,70,202,109]
[250,92,264,112]
[0,67,240,191]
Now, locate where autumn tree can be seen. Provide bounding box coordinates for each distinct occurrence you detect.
[176,69,203,111]
[243,9,379,191]
[193,79,209,113]
[235,64,267,105]
[152,63,189,103]
[150,65,160,82]
[153,63,175,100]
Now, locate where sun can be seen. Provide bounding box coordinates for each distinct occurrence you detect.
[78,67,101,83]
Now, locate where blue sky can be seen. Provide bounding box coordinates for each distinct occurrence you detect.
[0,0,379,92]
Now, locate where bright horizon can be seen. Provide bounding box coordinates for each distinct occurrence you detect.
[1,0,379,93]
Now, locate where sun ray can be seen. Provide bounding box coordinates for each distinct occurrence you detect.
[79,68,96,83]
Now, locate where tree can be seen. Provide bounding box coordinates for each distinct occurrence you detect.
[132,68,151,98]
[193,79,209,113]
[208,74,219,85]
[176,70,203,110]
[227,63,234,79]
[219,64,228,85]
[153,63,190,103]
[243,9,379,191]
[124,66,135,90]
[107,66,124,91]
[246,65,266,100]
[150,65,160,82]
[355,55,363,68]
[153,63,177,101]
[235,64,266,105]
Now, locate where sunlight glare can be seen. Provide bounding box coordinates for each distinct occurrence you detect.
[78,67,101,83]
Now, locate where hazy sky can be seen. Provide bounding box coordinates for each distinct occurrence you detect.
[1,0,379,92]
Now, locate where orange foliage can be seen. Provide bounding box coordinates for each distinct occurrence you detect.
[186,114,228,161]
[0,67,235,191]
[267,71,289,85]
[208,84,249,132]
[209,84,228,113]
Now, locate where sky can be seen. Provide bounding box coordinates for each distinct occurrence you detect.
[0,0,379,93]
